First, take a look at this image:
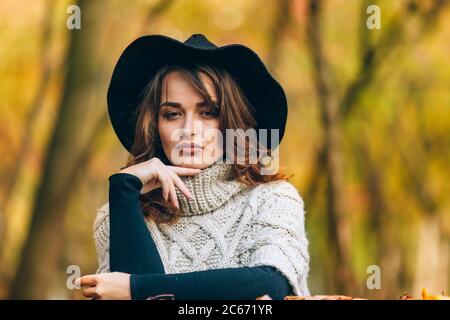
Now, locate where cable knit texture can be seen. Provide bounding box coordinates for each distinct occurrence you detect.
[93,160,310,296]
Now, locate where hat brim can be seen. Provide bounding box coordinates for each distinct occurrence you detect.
[107,35,288,153]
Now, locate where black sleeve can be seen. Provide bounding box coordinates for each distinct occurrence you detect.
[130,266,292,300]
[108,172,165,274]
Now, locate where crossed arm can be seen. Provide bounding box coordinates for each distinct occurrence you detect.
[79,173,292,300]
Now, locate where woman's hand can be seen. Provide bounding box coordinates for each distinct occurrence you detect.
[77,272,131,300]
[119,157,201,209]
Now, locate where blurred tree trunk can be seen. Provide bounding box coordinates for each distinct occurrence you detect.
[266,0,291,72]
[306,0,354,293]
[0,0,54,274]
[355,138,401,299]
[10,0,97,299]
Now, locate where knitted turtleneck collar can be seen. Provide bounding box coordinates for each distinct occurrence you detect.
[174,160,248,216]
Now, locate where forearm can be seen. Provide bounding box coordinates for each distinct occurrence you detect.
[109,173,165,274]
[130,266,291,300]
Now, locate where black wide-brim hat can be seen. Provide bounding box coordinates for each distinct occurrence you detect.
[107,33,288,153]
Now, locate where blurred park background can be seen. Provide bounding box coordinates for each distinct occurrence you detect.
[0,0,449,299]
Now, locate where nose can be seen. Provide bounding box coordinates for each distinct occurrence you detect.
[181,112,201,140]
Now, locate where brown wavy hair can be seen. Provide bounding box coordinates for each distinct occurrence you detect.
[120,62,289,225]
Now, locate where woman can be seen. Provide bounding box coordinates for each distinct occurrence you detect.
[78,34,310,300]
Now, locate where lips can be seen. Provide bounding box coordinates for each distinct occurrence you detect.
[177,142,203,150]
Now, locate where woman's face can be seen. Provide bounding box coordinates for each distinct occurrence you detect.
[158,70,223,169]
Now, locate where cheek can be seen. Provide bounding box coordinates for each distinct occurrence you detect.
[158,123,174,149]
[202,118,220,131]
[202,119,221,144]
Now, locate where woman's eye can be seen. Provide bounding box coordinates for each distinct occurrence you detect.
[163,112,180,119]
[200,109,219,118]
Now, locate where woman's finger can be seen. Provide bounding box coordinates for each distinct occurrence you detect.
[159,165,179,209]
[168,178,178,209]
[152,165,171,201]
[166,166,202,176]
[78,275,97,287]
[166,169,193,200]
[82,287,99,299]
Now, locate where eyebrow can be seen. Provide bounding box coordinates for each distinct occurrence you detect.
[159,100,217,108]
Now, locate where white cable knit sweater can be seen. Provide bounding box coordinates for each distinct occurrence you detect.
[93,160,310,296]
